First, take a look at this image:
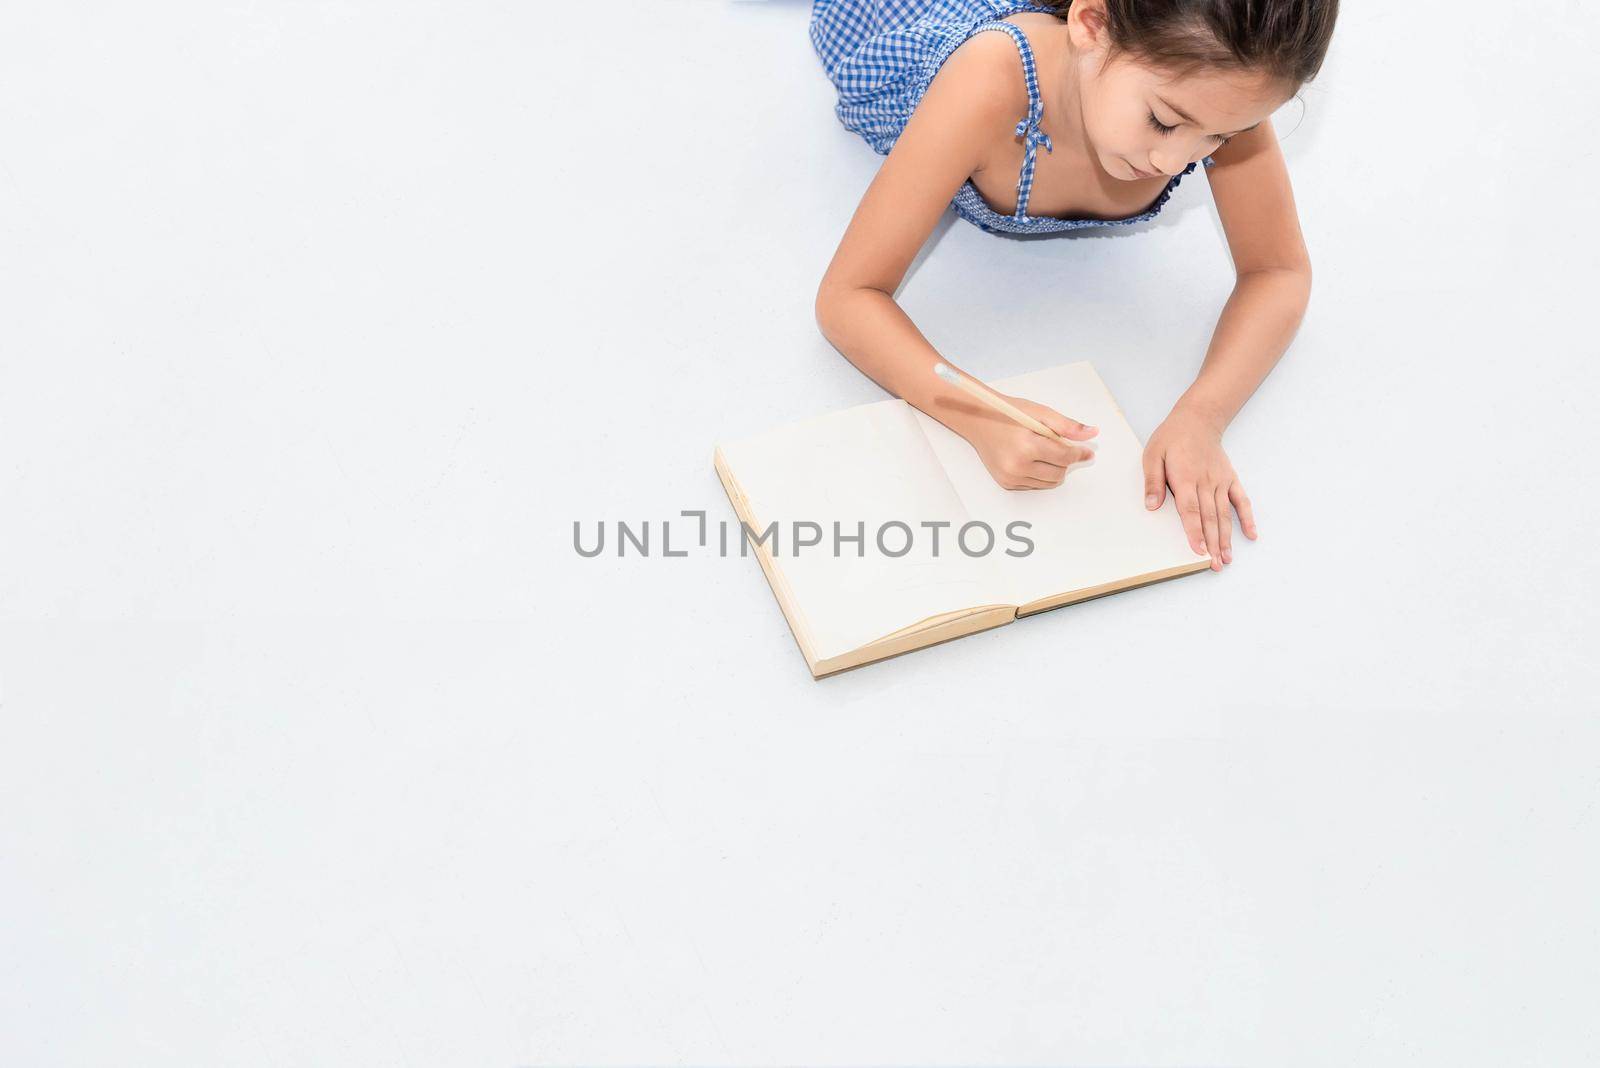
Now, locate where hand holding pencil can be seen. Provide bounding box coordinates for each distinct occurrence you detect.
[932,362,1099,491]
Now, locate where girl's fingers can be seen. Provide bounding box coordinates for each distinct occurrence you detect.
[1142,451,1167,510]
[1028,440,1093,478]
[1229,481,1258,539]
[1035,438,1097,469]
[1035,407,1099,440]
[1036,438,1077,468]
[1176,485,1206,556]
[1215,483,1234,565]
[1199,485,1221,570]
[1017,475,1057,490]
[1025,460,1066,486]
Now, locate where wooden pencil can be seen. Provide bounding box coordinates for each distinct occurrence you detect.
[932,362,1071,441]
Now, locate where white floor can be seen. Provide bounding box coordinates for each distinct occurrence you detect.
[2,2,1596,1064]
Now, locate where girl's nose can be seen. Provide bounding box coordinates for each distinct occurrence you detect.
[1153,139,1215,175]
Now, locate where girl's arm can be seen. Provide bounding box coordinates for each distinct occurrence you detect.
[814,33,1100,491]
[1142,117,1314,568]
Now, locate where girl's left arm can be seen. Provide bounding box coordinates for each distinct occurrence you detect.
[1142,116,1313,570]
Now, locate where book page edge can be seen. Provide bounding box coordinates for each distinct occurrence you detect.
[1015,558,1213,617]
[870,603,1018,644]
[812,604,1018,679]
[713,445,823,676]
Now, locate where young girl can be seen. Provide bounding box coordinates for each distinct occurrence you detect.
[810,0,1338,571]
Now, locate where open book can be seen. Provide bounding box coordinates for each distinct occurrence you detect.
[713,361,1212,678]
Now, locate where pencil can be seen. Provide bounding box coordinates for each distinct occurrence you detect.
[932,362,1074,441]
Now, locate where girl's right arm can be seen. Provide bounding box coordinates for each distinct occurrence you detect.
[813,33,1099,490]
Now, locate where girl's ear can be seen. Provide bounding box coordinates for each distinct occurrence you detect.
[1066,0,1112,52]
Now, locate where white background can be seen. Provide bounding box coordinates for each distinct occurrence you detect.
[2,1,1597,1064]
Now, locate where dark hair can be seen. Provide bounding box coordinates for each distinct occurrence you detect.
[1038,0,1339,86]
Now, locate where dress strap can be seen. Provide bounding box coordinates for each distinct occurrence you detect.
[969,21,1053,219]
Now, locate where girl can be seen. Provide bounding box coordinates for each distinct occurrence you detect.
[810,0,1338,571]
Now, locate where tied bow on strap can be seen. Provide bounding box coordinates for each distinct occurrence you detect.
[1014,104,1053,154]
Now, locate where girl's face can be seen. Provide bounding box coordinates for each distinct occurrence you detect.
[1063,1,1296,180]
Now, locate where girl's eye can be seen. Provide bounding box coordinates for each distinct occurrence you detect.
[1148,111,1235,144]
[1146,112,1178,135]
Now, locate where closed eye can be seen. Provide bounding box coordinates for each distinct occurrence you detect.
[1148,110,1236,145]
[1147,111,1179,135]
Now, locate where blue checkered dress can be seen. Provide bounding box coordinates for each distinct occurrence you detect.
[810,0,1215,235]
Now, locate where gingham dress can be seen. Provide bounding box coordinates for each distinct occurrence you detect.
[809,0,1216,235]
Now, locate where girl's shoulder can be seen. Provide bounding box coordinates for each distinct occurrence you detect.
[929,18,1033,117]
[921,12,1060,162]
[933,8,1066,116]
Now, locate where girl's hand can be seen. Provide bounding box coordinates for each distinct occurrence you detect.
[966,395,1099,490]
[1142,407,1258,570]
